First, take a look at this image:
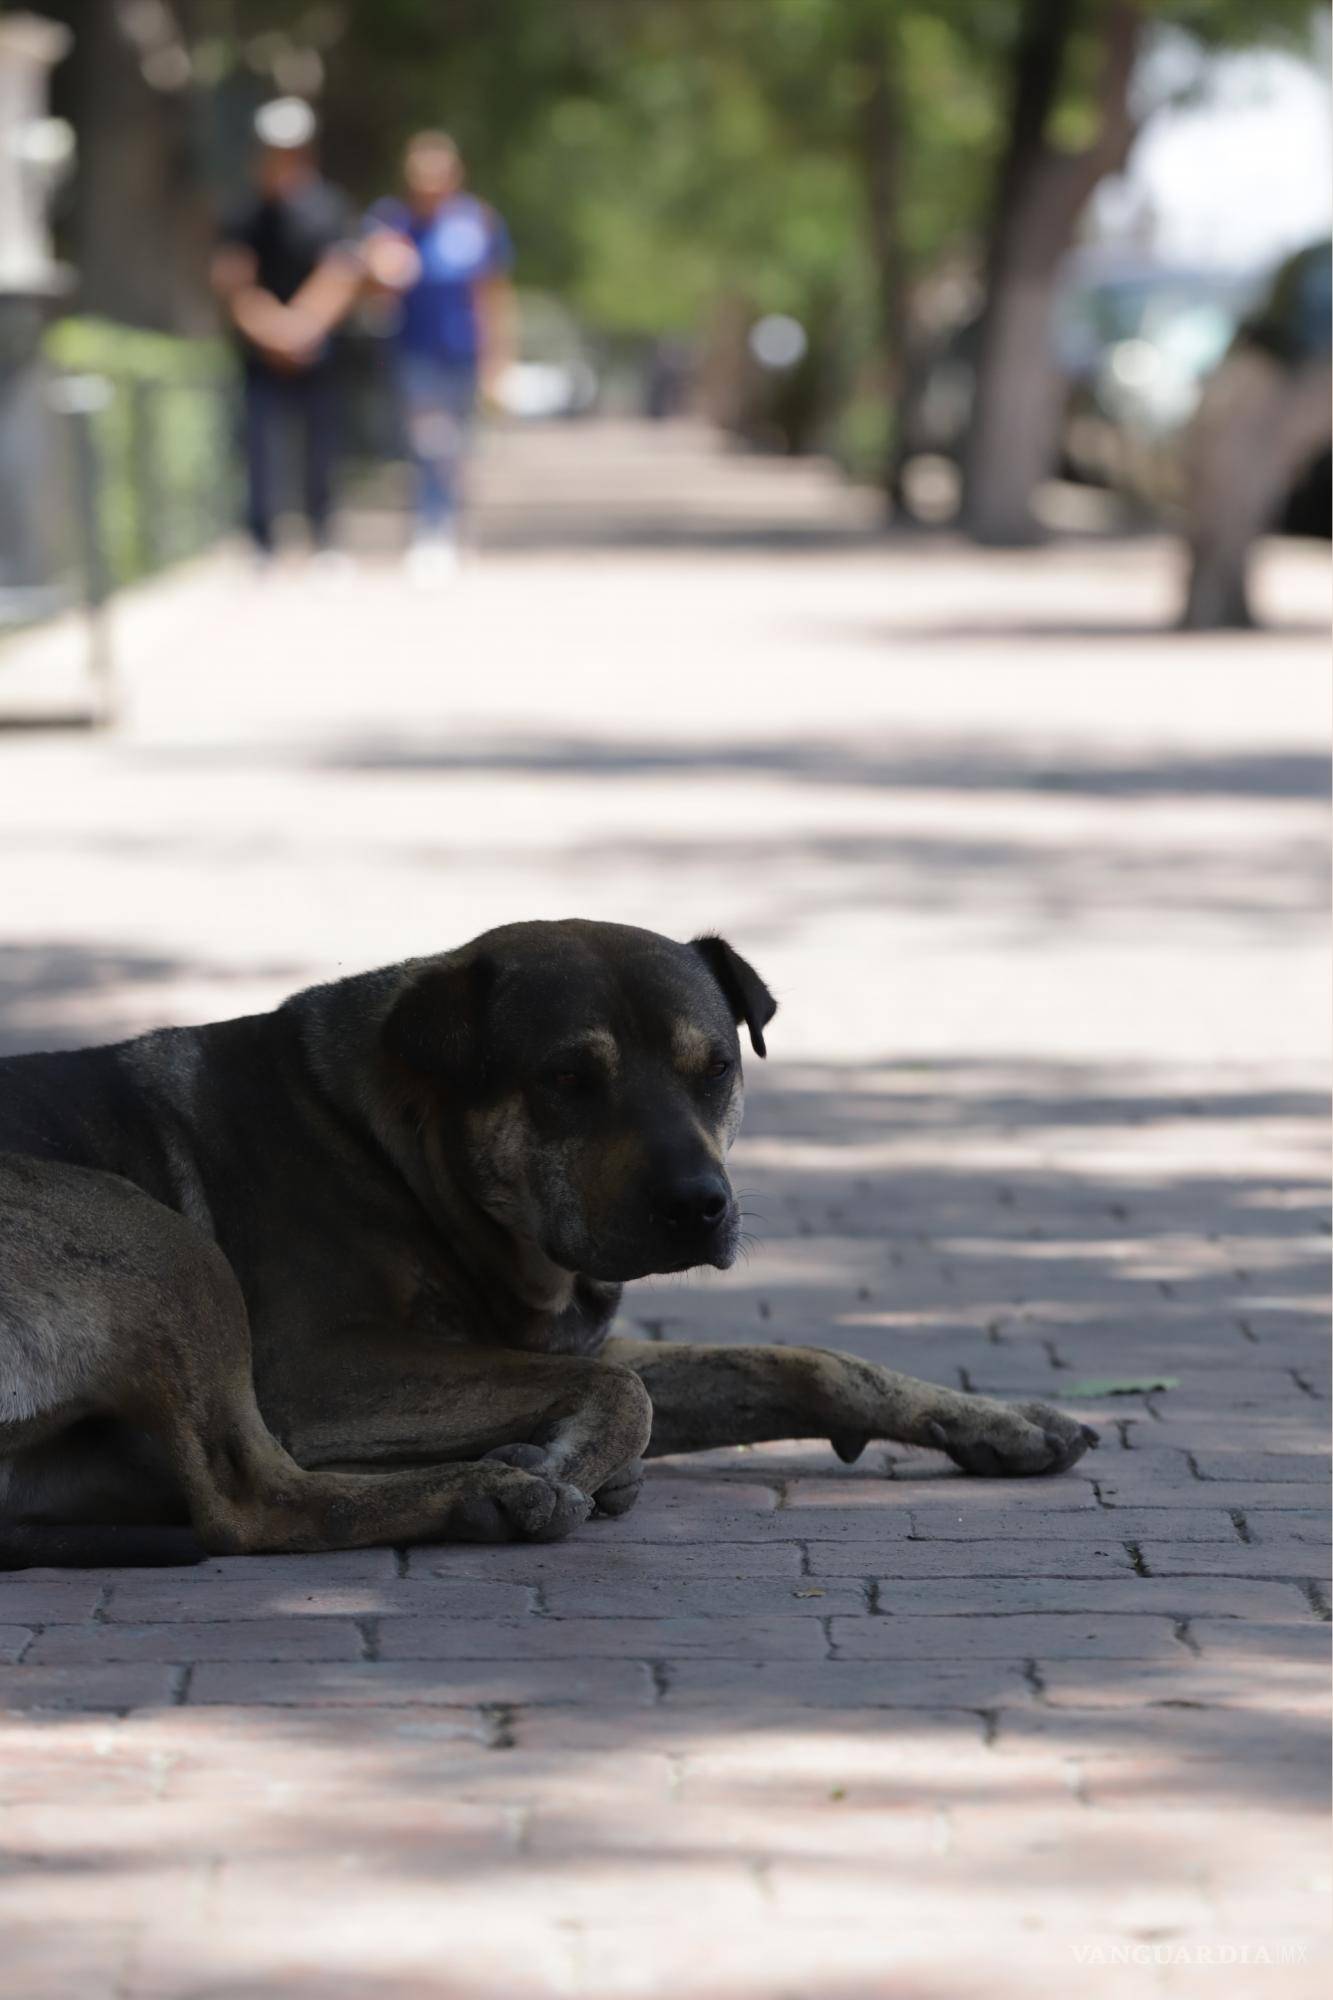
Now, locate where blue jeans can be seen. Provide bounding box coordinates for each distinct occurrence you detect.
[242,362,338,553]
[396,352,477,532]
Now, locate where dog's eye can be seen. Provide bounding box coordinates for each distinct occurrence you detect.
[544,1064,592,1093]
[705,1057,734,1081]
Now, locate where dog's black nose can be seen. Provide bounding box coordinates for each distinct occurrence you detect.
[662,1174,730,1233]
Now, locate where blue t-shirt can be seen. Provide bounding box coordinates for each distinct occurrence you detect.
[367,194,512,364]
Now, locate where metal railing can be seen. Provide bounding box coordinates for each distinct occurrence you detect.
[1,323,236,725]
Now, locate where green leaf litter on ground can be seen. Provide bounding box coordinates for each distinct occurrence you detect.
[1066,1376,1180,1397]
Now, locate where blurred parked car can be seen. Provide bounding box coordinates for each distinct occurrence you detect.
[895,251,1267,522]
[493,292,599,420]
[1055,253,1260,501]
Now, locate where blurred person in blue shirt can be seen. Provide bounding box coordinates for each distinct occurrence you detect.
[364,132,515,581]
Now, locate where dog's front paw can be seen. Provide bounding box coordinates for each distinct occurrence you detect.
[450,1453,591,1543]
[927,1399,1098,1478]
[592,1457,645,1519]
[484,1443,644,1523]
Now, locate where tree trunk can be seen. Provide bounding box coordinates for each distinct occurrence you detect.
[1181,348,1332,630]
[962,241,1068,544]
[857,18,907,506]
[963,0,1141,545]
[48,1,213,332]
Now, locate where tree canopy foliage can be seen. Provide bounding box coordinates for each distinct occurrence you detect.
[41,0,1328,516]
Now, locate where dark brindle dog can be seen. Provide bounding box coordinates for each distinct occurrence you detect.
[0,921,1095,1568]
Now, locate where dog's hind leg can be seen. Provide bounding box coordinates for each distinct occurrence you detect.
[603,1336,1097,1477]
[0,1156,599,1563]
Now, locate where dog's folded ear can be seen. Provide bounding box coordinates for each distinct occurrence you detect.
[690,934,778,1058]
[382,953,493,1089]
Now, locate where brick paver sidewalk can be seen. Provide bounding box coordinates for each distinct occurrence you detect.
[1,422,1328,1997]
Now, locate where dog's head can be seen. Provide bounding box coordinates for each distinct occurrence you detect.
[381,920,776,1282]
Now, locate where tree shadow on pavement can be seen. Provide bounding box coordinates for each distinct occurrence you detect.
[478,515,891,555]
[0,942,301,1059]
[307,731,1330,804]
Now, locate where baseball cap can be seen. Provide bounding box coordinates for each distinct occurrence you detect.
[254,98,318,150]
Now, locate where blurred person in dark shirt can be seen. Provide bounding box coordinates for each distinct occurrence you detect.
[212,99,361,561]
[364,132,515,583]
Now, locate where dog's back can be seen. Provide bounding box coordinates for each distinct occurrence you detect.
[0,1032,202,1189]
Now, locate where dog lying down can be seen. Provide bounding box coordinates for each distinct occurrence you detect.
[0,920,1095,1568]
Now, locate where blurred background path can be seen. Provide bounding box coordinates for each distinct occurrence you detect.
[1,417,1327,1068]
[0,418,1328,1998]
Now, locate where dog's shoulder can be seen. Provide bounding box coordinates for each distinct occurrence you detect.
[0,1036,169,1173]
[0,1012,286,1217]
[1,1030,222,1234]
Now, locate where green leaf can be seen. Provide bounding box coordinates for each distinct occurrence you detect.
[1066,1376,1180,1398]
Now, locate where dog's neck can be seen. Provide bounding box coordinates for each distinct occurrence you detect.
[398,1131,629,1353]
[292,982,621,1347]
[408,1148,624,1353]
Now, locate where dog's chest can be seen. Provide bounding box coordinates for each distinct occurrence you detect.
[526,1278,623,1357]
[406,1249,621,1358]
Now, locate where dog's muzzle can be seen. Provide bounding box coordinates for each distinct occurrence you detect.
[657,1171,737,1269]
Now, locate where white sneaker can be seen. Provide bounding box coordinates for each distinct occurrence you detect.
[309,548,355,585]
[405,533,462,588]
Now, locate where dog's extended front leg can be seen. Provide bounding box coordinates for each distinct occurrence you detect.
[602,1337,1097,1477]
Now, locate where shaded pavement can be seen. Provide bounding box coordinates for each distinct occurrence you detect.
[0,421,1329,1997]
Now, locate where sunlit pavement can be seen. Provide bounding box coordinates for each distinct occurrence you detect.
[1,420,1329,1997]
